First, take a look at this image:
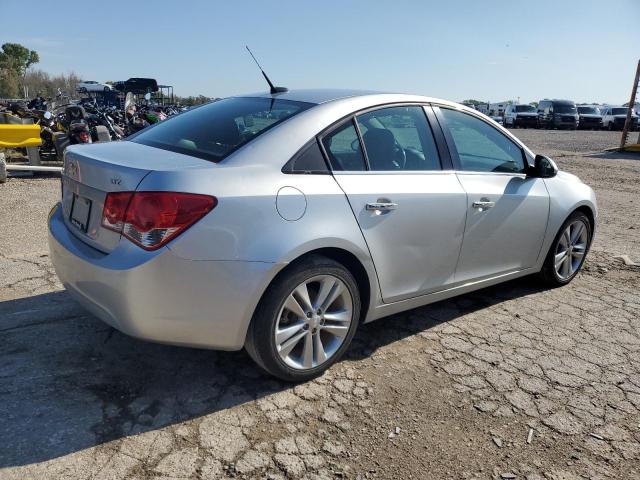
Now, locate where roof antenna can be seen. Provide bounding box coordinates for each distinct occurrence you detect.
[245,45,288,95]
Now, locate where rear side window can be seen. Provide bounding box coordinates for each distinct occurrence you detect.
[440,108,526,174]
[355,106,440,171]
[321,121,367,171]
[131,97,313,162]
[282,140,329,174]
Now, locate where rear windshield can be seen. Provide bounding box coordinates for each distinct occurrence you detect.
[611,108,629,115]
[554,104,577,113]
[578,106,599,114]
[515,105,535,112]
[132,97,313,162]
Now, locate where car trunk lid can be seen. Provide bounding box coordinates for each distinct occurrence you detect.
[61,141,212,253]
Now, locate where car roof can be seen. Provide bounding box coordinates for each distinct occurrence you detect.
[235,88,458,107]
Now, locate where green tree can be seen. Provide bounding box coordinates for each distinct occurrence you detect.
[0,43,39,77]
[0,68,20,97]
[0,43,39,98]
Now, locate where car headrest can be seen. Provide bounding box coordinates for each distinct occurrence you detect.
[362,128,397,170]
[214,119,241,146]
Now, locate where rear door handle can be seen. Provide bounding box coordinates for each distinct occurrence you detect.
[472,200,495,209]
[366,202,398,212]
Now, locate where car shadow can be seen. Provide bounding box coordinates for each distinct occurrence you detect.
[583,150,640,161]
[0,276,547,468]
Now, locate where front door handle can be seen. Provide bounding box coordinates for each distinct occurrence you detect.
[472,200,495,209]
[366,202,398,212]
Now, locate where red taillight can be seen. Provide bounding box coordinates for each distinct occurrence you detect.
[102,192,133,232]
[101,191,216,250]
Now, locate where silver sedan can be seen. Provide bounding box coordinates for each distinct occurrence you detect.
[48,90,597,381]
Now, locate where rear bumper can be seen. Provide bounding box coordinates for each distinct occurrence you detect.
[48,203,279,350]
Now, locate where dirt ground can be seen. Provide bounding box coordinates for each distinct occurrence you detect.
[1,130,639,480]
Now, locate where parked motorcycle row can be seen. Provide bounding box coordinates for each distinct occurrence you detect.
[0,93,187,161]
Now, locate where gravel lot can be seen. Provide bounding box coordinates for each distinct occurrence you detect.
[1,130,639,480]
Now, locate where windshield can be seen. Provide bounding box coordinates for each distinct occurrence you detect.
[612,108,630,115]
[132,97,313,162]
[515,105,535,113]
[554,104,577,114]
[578,106,599,114]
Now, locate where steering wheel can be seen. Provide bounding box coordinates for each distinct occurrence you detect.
[393,139,406,169]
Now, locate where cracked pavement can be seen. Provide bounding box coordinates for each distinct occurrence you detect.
[1,130,639,479]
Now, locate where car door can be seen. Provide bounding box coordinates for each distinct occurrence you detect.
[321,105,467,303]
[435,106,549,283]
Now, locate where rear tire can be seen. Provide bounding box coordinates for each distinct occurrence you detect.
[245,255,361,382]
[538,211,592,287]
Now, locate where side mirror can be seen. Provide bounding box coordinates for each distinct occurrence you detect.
[529,154,558,178]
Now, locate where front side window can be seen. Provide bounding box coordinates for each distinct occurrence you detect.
[355,106,440,171]
[132,97,312,162]
[440,108,526,174]
[321,121,367,171]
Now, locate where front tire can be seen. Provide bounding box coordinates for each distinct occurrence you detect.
[538,211,592,286]
[245,255,361,382]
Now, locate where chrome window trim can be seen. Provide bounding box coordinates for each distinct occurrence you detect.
[332,170,454,176]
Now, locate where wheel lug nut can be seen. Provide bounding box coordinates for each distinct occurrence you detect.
[316,309,322,315]
[306,312,312,318]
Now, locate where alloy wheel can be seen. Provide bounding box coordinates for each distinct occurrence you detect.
[554,220,588,280]
[274,275,353,370]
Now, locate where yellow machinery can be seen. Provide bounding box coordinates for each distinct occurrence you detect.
[0,123,42,148]
[622,143,640,152]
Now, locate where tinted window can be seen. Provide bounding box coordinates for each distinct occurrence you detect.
[553,104,577,113]
[355,106,440,171]
[132,97,312,162]
[515,105,536,113]
[321,121,366,171]
[440,108,525,174]
[578,106,599,114]
[283,140,329,174]
[612,108,629,115]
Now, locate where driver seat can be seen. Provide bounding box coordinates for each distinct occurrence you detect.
[362,128,399,170]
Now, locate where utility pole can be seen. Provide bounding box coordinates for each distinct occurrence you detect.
[620,59,640,149]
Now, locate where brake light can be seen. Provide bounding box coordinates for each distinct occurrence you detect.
[102,192,133,232]
[101,191,217,250]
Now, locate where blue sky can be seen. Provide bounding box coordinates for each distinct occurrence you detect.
[2,0,638,104]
